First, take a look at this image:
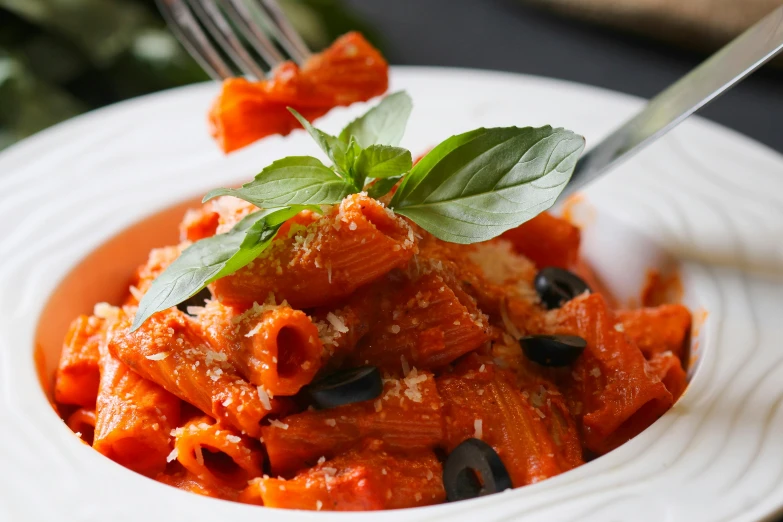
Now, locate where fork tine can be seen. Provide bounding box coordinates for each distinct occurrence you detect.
[255,0,312,64]
[221,0,285,69]
[222,0,286,69]
[156,0,233,80]
[186,0,267,80]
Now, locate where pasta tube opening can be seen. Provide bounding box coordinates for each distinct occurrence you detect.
[66,408,96,446]
[276,325,314,379]
[174,417,263,489]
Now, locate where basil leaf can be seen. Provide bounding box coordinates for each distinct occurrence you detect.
[288,108,349,175]
[338,91,412,148]
[203,156,355,207]
[367,175,403,199]
[390,126,585,244]
[355,145,412,180]
[131,206,312,331]
[344,136,363,188]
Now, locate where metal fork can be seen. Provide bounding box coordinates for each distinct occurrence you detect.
[155,0,311,81]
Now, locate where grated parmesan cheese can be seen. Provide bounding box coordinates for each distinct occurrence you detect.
[402,368,427,403]
[614,323,625,332]
[226,434,241,444]
[467,240,534,285]
[269,419,289,430]
[166,448,178,463]
[245,323,262,338]
[186,305,206,316]
[194,446,205,466]
[145,351,170,361]
[129,285,143,301]
[474,419,483,439]
[93,302,120,320]
[257,386,273,410]
[205,350,228,366]
[326,312,349,333]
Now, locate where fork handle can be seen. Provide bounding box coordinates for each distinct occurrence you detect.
[561,6,783,199]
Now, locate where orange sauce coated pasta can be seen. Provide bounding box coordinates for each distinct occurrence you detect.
[173,416,263,489]
[156,467,238,500]
[55,315,103,407]
[198,300,323,395]
[616,304,692,359]
[500,212,581,269]
[210,194,417,309]
[647,351,687,401]
[261,372,443,476]
[545,293,674,454]
[66,408,97,446]
[54,189,692,511]
[208,32,388,153]
[439,356,582,487]
[107,307,280,437]
[245,440,445,510]
[94,319,181,477]
[350,272,491,371]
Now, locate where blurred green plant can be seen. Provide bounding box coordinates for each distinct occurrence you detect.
[0,0,381,150]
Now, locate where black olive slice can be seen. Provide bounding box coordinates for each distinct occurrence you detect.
[443,438,512,501]
[307,366,382,409]
[519,334,587,366]
[177,287,213,314]
[534,267,590,309]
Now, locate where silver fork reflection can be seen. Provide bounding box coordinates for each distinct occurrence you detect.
[155,0,312,80]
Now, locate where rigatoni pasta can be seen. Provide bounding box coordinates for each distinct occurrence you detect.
[172,416,263,489]
[55,315,103,407]
[197,299,323,395]
[107,307,280,437]
[261,372,443,476]
[244,440,445,510]
[93,310,180,476]
[542,293,674,454]
[54,191,691,510]
[210,194,418,309]
[349,272,490,372]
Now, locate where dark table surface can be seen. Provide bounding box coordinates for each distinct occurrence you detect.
[344,0,783,155]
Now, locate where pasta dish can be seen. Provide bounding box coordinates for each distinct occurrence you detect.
[52,75,691,511]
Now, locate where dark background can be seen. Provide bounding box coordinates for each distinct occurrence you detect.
[345,0,783,154]
[1,0,781,154]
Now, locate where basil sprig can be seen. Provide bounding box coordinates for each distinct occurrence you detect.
[132,91,584,330]
[203,156,355,208]
[131,205,316,330]
[390,126,585,243]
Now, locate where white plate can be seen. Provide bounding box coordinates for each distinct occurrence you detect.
[2,67,783,522]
